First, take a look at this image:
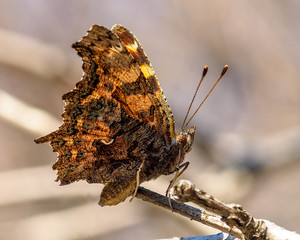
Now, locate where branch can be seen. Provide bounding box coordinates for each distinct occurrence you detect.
[136,181,300,240]
[136,186,242,239]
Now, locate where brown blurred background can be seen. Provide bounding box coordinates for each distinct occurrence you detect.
[0,0,299,239]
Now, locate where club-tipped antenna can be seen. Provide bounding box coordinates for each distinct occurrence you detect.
[182,65,228,130]
[181,65,208,131]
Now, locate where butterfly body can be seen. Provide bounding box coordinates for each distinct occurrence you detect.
[35,24,195,206]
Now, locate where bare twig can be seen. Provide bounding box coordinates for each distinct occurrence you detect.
[170,180,300,240]
[158,232,237,240]
[136,181,300,240]
[136,187,242,239]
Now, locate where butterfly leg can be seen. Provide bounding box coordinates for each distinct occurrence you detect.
[130,160,145,202]
[166,161,190,195]
[166,162,190,209]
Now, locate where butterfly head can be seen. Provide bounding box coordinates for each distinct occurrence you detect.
[176,126,196,153]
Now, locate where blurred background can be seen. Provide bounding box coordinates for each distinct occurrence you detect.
[0,0,299,239]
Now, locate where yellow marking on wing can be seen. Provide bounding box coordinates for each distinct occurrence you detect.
[139,64,154,79]
[125,41,139,53]
[70,149,78,160]
[77,119,84,128]
[64,137,74,146]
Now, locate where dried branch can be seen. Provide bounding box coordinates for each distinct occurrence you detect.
[136,181,300,240]
[136,187,242,239]
[171,180,300,240]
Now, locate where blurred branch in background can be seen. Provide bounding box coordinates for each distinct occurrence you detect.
[0,166,144,240]
[210,126,300,170]
[0,90,60,135]
[0,28,68,80]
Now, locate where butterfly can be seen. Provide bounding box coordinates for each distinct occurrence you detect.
[35,24,226,206]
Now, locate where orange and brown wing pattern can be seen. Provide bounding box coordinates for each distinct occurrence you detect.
[112,25,176,142]
[34,25,174,186]
[72,24,175,145]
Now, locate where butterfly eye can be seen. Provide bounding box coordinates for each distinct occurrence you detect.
[176,134,187,146]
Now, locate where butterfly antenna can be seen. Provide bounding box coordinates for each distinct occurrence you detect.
[181,66,208,131]
[183,65,228,130]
